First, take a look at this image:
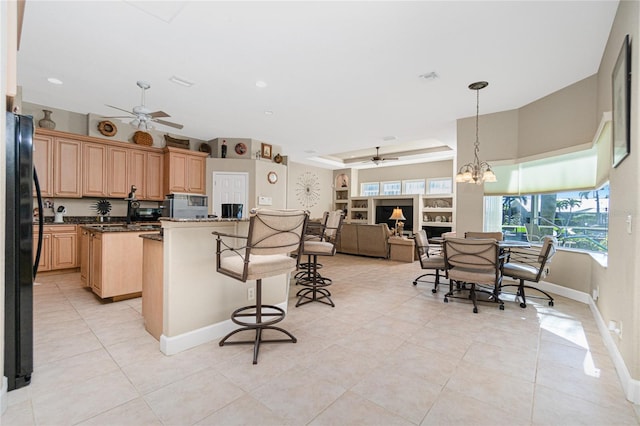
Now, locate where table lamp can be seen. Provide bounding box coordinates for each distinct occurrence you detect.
[389,207,406,236]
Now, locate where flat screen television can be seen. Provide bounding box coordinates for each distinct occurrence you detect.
[376,205,413,232]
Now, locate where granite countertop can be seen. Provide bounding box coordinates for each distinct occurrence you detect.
[140,233,163,241]
[160,217,249,222]
[81,223,162,233]
[36,216,128,225]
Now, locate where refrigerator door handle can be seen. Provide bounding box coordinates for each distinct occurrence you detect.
[33,167,44,279]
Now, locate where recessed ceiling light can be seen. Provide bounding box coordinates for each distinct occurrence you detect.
[255,81,267,88]
[264,110,274,115]
[47,77,63,85]
[419,72,439,81]
[304,150,317,154]
[382,136,397,142]
[169,75,194,87]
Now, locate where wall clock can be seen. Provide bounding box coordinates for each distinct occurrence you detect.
[234,142,247,155]
[296,172,320,208]
[267,171,278,184]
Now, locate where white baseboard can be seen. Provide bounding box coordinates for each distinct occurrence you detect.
[588,296,640,405]
[1,376,7,415]
[160,301,288,356]
[536,280,640,405]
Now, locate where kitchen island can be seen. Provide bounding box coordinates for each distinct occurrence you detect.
[141,219,294,355]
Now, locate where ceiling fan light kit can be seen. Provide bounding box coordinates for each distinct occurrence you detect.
[455,81,497,185]
[105,80,184,131]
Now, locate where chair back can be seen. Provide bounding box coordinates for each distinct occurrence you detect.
[537,236,558,274]
[443,237,501,286]
[323,210,344,242]
[465,231,504,241]
[246,209,308,256]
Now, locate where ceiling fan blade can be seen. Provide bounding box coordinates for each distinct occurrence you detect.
[383,157,399,161]
[153,118,184,129]
[149,110,170,118]
[106,104,135,115]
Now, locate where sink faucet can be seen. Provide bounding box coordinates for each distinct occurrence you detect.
[125,185,138,224]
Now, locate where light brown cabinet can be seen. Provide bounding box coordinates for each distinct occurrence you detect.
[33,225,78,272]
[33,131,82,198]
[83,230,155,299]
[33,134,54,197]
[163,147,207,195]
[107,146,130,198]
[145,152,164,201]
[82,142,108,197]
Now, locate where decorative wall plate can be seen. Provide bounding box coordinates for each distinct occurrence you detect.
[296,171,320,208]
[267,171,278,184]
[97,120,117,137]
[235,142,247,155]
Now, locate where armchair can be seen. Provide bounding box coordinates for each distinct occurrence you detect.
[412,230,445,293]
[501,236,558,308]
[443,237,504,313]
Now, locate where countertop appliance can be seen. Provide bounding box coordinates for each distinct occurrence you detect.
[5,112,41,391]
[162,193,208,219]
[133,207,163,222]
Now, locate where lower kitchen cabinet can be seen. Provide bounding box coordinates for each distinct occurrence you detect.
[83,229,155,299]
[33,225,78,273]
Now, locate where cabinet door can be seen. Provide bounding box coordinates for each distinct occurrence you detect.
[33,134,53,197]
[89,233,103,295]
[145,152,164,201]
[82,143,107,197]
[187,155,206,194]
[128,150,146,199]
[107,146,130,198]
[54,138,82,197]
[166,151,188,193]
[33,233,51,272]
[51,232,77,269]
[80,229,90,285]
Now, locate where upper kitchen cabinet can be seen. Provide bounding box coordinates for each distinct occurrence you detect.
[33,130,82,198]
[163,147,207,195]
[33,134,53,197]
[82,142,108,197]
[145,152,164,201]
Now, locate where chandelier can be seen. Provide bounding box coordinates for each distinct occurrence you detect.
[455,81,496,185]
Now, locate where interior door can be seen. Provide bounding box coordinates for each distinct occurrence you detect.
[213,172,248,218]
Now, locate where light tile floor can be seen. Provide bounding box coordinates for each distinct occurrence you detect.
[3,254,640,425]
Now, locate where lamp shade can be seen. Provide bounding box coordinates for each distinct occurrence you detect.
[389,207,406,221]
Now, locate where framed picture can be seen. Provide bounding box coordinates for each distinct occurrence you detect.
[612,34,631,168]
[261,143,272,160]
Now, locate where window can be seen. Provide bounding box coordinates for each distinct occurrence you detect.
[403,179,425,195]
[484,184,609,253]
[361,182,380,196]
[427,178,453,194]
[381,181,401,195]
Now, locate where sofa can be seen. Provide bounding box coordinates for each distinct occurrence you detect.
[336,223,391,258]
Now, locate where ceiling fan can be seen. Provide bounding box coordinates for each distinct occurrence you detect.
[367,146,399,165]
[105,81,184,130]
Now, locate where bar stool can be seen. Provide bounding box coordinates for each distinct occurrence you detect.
[213,209,308,364]
[296,210,344,307]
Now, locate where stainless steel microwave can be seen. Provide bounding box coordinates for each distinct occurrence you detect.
[162,193,208,219]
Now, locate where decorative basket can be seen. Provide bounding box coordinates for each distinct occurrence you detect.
[133,131,153,146]
[164,134,190,149]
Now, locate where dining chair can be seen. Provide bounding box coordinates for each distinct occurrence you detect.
[296,210,344,307]
[213,208,308,364]
[443,237,504,313]
[501,236,558,308]
[412,230,445,293]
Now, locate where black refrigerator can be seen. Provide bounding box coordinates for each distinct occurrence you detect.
[5,112,43,391]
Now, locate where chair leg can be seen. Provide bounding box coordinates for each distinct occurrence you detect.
[296,254,334,307]
[219,278,296,364]
[502,279,555,308]
[412,270,441,294]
